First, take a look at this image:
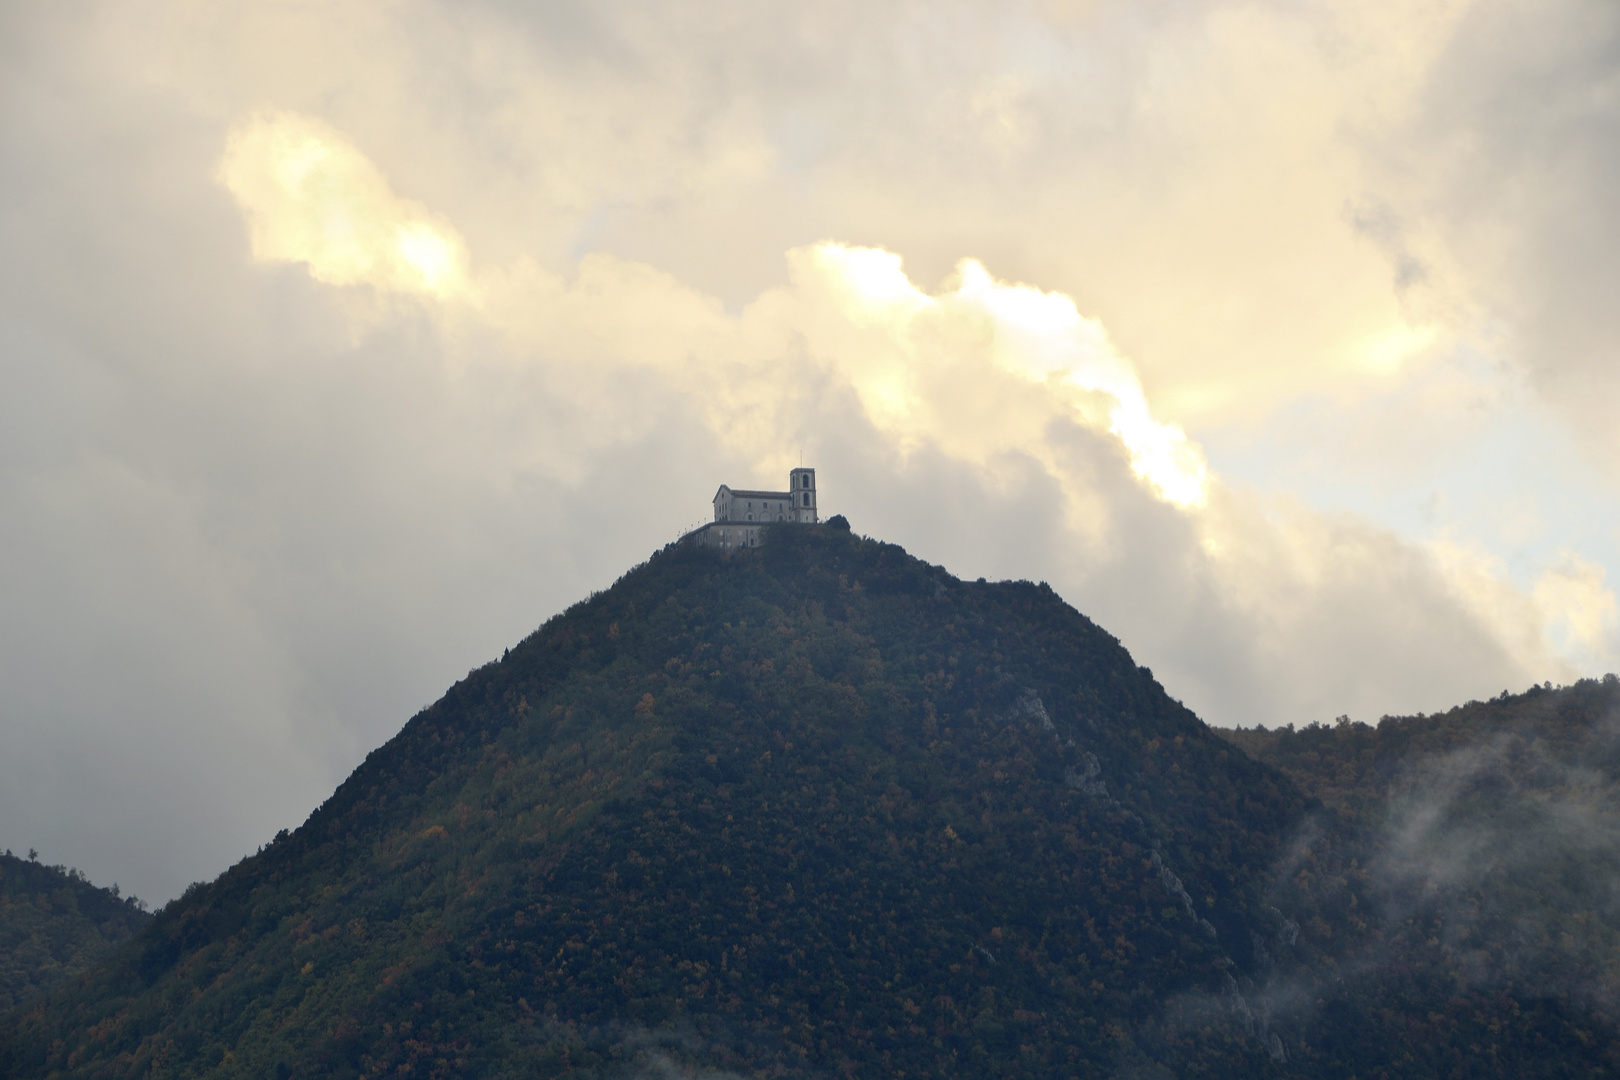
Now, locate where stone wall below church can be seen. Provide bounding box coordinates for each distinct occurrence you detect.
[687,522,765,550]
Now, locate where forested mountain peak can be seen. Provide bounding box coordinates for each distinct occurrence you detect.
[3,525,1616,1077]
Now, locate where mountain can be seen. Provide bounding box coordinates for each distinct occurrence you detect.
[2,523,1616,1077]
[0,852,150,1012]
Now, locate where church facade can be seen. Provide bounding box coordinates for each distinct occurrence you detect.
[687,468,817,550]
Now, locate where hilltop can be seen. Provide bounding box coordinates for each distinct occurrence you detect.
[3,524,1617,1077]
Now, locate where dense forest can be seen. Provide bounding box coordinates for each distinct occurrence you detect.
[1218,682,1620,1076]
[2,523,1617,1077]
[0,851,150,1011]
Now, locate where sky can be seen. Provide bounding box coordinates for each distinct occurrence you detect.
[2,0,1618,905]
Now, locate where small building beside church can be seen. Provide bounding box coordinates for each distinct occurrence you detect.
[687,468,817,550]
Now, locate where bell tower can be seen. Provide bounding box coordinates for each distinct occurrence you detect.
[788,467,817,523]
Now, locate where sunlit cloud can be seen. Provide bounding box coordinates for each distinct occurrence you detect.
[1535,554,1619,664]
[209,109,1615,700]
[218,113,473,300]
[791,244,1210,508]
[1428,537,1620,680]
[1352,323,1441,378]
[214,113,1206,511]
[950,259,1209,508]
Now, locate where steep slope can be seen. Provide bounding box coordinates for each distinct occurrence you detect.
[0,853,150,1011]
[4,525,1310,1078]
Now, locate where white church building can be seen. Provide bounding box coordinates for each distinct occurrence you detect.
[688,468,817,550]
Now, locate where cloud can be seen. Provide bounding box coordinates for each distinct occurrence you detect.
[1373,0,1620,466]
[219,113,472,300]
[816,248,1210,507]
[1535,554,1619,667]
[211,110,1583,733]
[218,109,1207,506]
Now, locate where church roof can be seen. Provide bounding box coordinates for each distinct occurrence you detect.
[715,486,793,501]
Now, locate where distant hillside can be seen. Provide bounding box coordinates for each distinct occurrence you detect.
[3,526,1617,1077]
[1220,680,1620,1074]
[0,851,150,1011]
